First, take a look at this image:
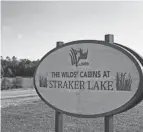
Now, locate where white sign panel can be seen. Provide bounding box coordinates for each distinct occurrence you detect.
[34,41,143,117]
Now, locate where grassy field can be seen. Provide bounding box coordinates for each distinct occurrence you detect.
[1,96,143,132]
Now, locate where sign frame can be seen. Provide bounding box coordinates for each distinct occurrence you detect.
[114,42,143,111]
[34,40,143,118]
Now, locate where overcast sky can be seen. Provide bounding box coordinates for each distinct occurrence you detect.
[1,1,143,60]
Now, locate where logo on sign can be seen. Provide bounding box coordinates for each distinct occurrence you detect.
[116,72,132,91]
[69,48,89,67]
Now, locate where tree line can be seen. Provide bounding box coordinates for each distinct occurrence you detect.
[1,56,40,78]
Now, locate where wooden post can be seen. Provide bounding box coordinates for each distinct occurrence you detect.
[104,34,114,132]
[56,41,64,47]
[105,34,114,44]
[105,115,114,132]
[55,41,64,132]
[55,111,63,132]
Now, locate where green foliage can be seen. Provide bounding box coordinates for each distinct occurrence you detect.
[1,77,34,90]
[1,56,39,77]
[1,78,13,90]
[1,56,38,90]
[1,77,23,90]
[12,77,23,88]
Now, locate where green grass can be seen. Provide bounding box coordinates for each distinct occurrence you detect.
[1,97,143,132]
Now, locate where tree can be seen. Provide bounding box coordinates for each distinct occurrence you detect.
[6,56,11,62]
[1,56,39,77]
[1,66,4,78]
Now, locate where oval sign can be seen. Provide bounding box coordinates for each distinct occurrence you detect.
[34,40,143,118]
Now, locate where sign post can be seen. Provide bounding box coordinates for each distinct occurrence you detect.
[55,41,64,132]
[105,115,114,132]
[55,111,63,132]
[104,34,114,132]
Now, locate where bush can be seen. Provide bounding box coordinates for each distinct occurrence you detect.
[12,76,23,88]
[1,78,13,90]
[1,77,23,90]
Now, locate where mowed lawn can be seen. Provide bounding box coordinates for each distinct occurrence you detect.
[1,97,143,132]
